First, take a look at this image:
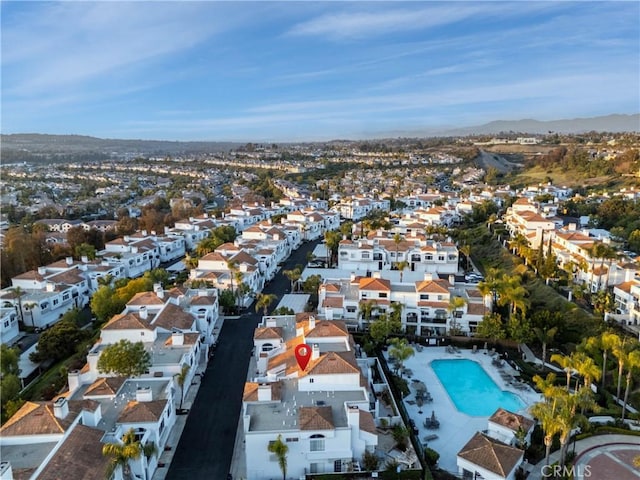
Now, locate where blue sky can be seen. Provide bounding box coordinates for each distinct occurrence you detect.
[2,1,639,141]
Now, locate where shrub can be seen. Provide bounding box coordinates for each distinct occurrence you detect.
[424,447,440,466]
[362,450,380,471]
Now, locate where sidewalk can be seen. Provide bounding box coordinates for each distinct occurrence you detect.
[526,434,640,480]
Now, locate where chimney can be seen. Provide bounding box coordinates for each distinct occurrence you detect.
[172,331,184,346]
[257,384,272,402]
[81,255,89,263]
[372,271,381,279]
[568,223,577,231]
[346,404,360,428]
[312,344,320,360]
[141,230,148,236]
[136,386,153,402]
[423,272,433,282]
[139,306,148,320]
[38,266,47,275]
[448,274,455,286]
[65,256,73,266]
[53,397,69,419]
[46,282,55,292]
[309,315,316,330]
[154,283,164,299]
[68,370,80,394]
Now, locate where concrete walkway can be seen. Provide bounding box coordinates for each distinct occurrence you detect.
[526,434,640,480]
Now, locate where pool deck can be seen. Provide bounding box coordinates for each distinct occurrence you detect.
[385,345,541,475]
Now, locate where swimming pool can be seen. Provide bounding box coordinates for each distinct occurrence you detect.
[431,359,525,416]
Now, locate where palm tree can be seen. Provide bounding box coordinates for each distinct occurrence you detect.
[572,351,601,391]
[498,274,529,317]
[102,428,143,480]
[602,332,620,391]
[9,287,26,324]
[267,434,288,480]
[283,268,301,292]
[255,293,277,316]
[393,232,403,268]
[359,300,376,328]
[174,363,190,411]
[22,302,37,328]
[388,338,414,376]
[97,274,114,287]
[530,400,562,469]
[551,352,578,391]
[396,260,409,282]
[534,326,558,370]
[621,349,640,420]
[227,259,239,300]
[447,296,467,335]
[612,337,633,400]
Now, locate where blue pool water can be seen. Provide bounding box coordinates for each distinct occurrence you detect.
[431,359,525,416]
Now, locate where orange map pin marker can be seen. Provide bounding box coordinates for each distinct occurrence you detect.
[295,343,311,370]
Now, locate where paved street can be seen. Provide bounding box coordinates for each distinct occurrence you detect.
[166,239,320,479]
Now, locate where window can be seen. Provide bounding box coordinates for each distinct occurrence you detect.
[420,294,429,300]
[438,255,445,261]
[334,460,342,472]
[379,293,388,298]
[361,252,370,259]
[346,306,356,313]
[310,463,321,474]
[4,321,9,328]
[285,437,299,443]
[310,434,325,451]
[53,299,59,306]
[426,255,433,261]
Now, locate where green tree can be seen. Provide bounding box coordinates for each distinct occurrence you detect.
[369,312,401,345]
[267,434,288,480]
[598,332,621,391]
[301,274,322,294]
[102,428,143,480]
[551,352,579,391]
[622,350,640,420]
[218,289,236,313]
[530,396,562,470]
[98,340,151,378]
[0,344,20,376]
[255,293,277,316]
[282,268,301,292]
[612,337,634,400]
[388,338,414,376]
[324,230,342,267]
[30,313,88,363]
[74,243,97,261]
[533,326,558,369]
[476,313,505,342]
[174,364,190,411]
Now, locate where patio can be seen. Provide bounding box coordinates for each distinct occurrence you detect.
[384,345,541,475]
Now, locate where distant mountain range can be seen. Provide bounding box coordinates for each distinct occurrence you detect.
[2,114,638,156]
[438,113,640,136]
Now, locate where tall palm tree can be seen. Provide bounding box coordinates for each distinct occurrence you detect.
[393,232,403,269]
[174,363,190,411]
[396,260,409,282]
[551,353,578,391]
[498,274,529,317]
[226,259,239,300]
[622,350,640,420]
[447,296,467,335]
[359,299,376,327]
[283,268,301,292]
[267,434,288,480]
[255,293,277,316]
[102,428,143,480]
[594,332,621,391]
[530,400,562,469]
[572,351,601,391]
[612,337,633,400]
[388,338,414,376]
[9,287,26,324]
[534,326,558,370]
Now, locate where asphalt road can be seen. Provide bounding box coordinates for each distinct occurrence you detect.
[166,239,321,479]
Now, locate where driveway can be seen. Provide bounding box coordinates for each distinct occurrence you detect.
[166,239,321,479]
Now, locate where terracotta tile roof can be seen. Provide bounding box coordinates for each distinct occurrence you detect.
[457,432,523,477]
[36,424,110,480]
[615,280,636,294]
[127,291,165,306]
[166,286,188,298]
[467,289,483,298]
[489,408,534,433]
[323,283,341,293]
[417,301,449,308]
[200,252,230,262]
[102,312,151,330]
[467,303,486,315]
[359,409,377,435]
[359,277,391,291]
[218,242,240,251]
[118,399,167,423]
[254,326,283,340]
[322,297,344,308]
[0,400,96,437]
[190,295,216,305]
[298,406,334,430]
[12,270,45,281]
[243,381,282,402]
[307,320,348,338]
[415,279,450,293]
[152,303,195,331]
[47,270,85,284]
[85,377,126,397]
[165,332,200,346]
[307,351,359,375]
[230,250,258,265]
